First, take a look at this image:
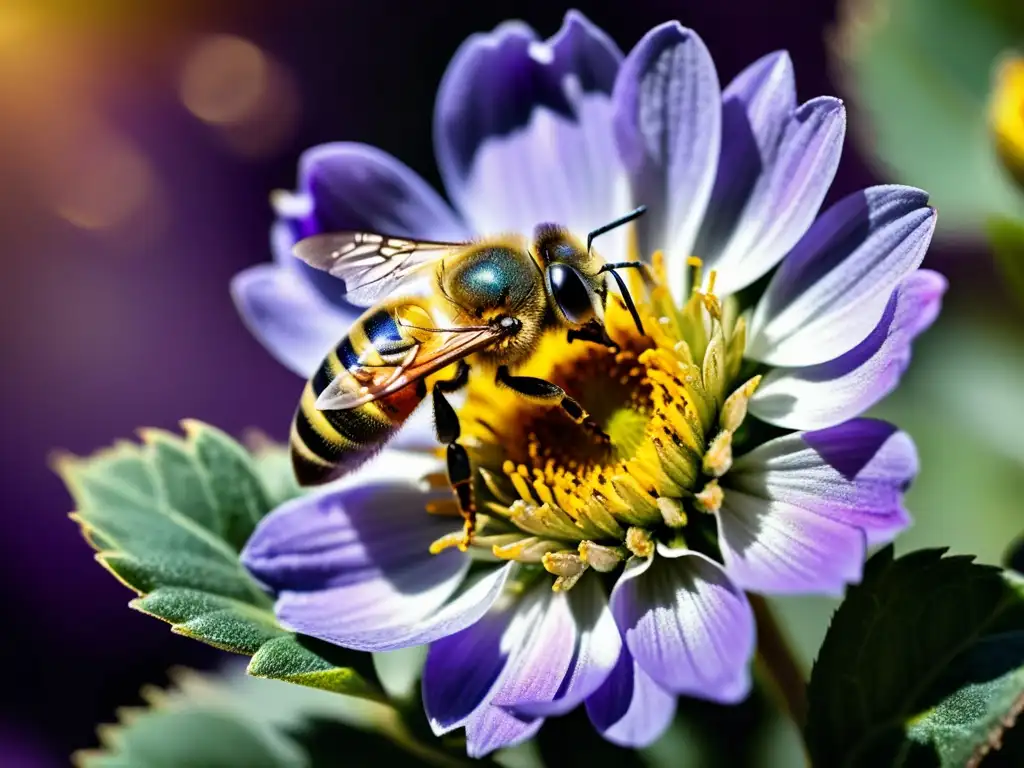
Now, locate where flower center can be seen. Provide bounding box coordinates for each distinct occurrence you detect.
[519,344,651,467]
[430,254,762,591]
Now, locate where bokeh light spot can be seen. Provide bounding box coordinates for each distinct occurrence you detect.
[180,34,268,126]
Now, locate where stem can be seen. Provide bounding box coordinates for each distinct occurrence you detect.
[750,594,808,728]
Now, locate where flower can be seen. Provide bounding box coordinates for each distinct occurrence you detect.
[990,53,1024,190]
[235,11,941,757]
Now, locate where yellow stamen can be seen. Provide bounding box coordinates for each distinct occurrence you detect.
[694,479,724,515]
[626,527,655,558]
[433,258,754,586]
[578,540,625,572]
[703,431,733,477]
[429,531,465,555]
[657,496,688,527]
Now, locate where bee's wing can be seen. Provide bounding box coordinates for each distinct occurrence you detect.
[292,232,466,307]
[315,324,503,411]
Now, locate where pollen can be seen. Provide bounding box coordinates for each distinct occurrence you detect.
[444,258,760,589]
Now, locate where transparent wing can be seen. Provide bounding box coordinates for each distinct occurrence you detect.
[292,232,466,307]
[315,323,503,411]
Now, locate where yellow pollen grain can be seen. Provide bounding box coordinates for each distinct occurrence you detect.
[626,527,654,558]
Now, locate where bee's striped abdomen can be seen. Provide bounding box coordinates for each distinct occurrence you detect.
[290,307,428,486]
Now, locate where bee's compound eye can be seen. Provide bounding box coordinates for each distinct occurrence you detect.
[548,263,596,327]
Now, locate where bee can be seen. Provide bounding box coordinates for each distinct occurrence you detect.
[288,206,650,545]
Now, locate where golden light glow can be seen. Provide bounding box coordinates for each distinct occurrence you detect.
[178,34,300,158]
[50,131,155,230]
[0,2,165,236]
[990,53,1024,188]
[180,35,268,125]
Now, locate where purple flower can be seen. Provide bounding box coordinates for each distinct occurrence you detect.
[235,12,940,756]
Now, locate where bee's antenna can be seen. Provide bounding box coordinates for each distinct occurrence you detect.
[603,269,646,336]
[586,205,647,255]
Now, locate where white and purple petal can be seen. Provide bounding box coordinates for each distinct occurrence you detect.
[424,572,620,754]
[435,11,627,246]
[585,645,677,748]
[424,580,555,756]
[746,185,937,367]
[692,51,796,272]
[750,269,947,430]
[715,490,866,595]
[423,590,524,736]
[294,142,469,240]
[704,95,846,296]
[465,706,544,760]
[507,572,621,718]
[725,419,917,548]
[241,468,514,651]
[613,23,722,300]
[609,546,754,703]
[230,263,356,379]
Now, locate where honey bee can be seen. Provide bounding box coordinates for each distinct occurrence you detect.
[289,207,649,544]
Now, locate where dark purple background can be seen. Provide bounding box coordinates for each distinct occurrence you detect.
[0,0,939,760]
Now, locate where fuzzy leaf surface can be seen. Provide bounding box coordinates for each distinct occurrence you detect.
[57,422,378,700]
[806,546,1024,766]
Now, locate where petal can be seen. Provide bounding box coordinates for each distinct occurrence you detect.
[230,263,356,379]
[610,546,754,702]
[341,563,514,652]
[423,592,520,736]
[716,489,866,595]
[465,706,544,759]
[693,51,796,269]
[241,463,463,619]
[750,269,947,430]
[747,185,937,366]
[706,96,846,296]
[449,581,562,757]
[612,23,722,302]
[242,466,516,651]
[585,645,677,748]
[726,419,917,546]
[270,217,360,312]
[424,571,619,740]
[509,572,622,717]
[434,12,627,246]
[296,143,469,240]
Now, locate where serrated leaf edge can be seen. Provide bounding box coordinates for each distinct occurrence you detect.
[809,547,1024,766]
[967,687,1024,768]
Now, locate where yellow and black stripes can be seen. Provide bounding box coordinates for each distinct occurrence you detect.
[290,307,427,486]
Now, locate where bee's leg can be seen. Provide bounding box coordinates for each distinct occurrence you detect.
[566,320,617,348]
[495,366,610,444]
[432,361,475,549]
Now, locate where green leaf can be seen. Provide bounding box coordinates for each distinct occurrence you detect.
[75,665,465,768]
[55,422,380,701]
[805,546,1024,767]
[832,0,1024,236]
[79,708,305,768]
[906,632,1024,766]
[989,215,1024,306]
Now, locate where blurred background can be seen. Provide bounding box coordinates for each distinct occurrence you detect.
[1,0,1021,764]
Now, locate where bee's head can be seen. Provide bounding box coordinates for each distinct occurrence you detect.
[533,224,606,329]
[534,206,649,333]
